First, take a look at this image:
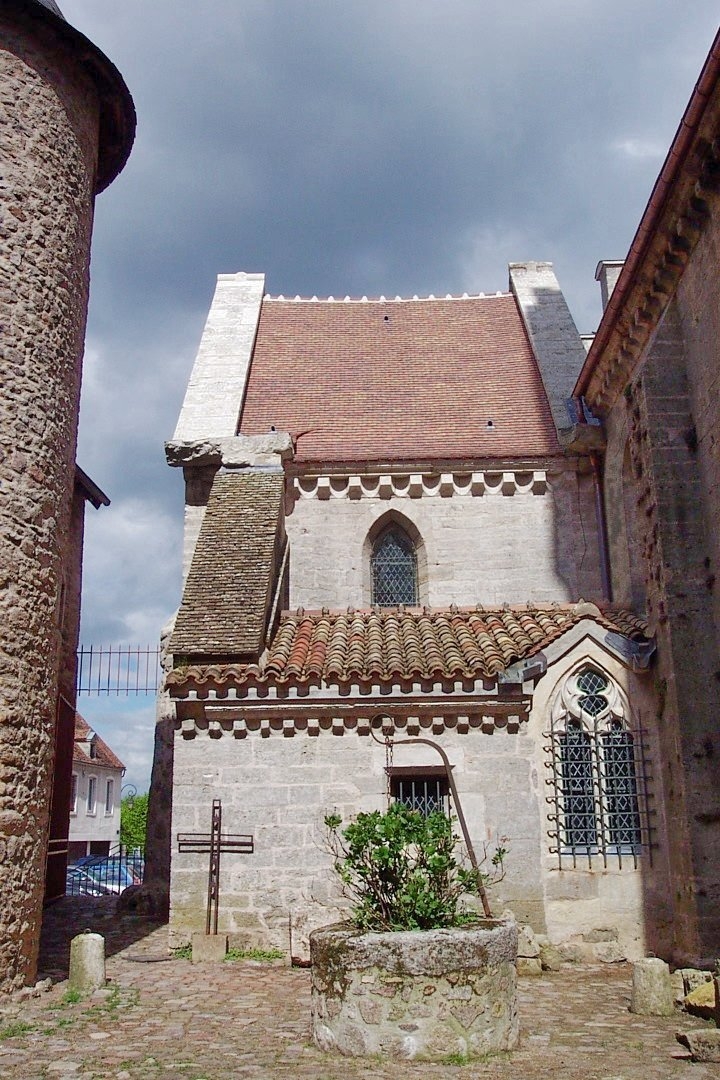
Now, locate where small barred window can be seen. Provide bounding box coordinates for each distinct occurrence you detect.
[545,667,651,868]
[371,526,418,606]
[388,767,450,817]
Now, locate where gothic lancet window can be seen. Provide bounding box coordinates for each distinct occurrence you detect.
[371,526,418,606]
[545,666,649,868]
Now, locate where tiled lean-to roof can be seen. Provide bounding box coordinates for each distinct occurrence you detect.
[238,295,561,463]
[169,470,285,657]
[167,604,648,694]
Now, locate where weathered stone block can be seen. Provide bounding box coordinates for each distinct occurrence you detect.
[68,933,106,993]
[630,958,674,1015]
[192,933,228,963]
[676,1030,720,1062]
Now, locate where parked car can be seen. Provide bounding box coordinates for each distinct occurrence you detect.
[69,855,143,895]
[65,866,114,897]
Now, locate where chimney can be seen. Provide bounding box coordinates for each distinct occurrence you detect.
[595,260,624,311]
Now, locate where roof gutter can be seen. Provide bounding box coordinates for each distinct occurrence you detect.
[575,27,720,400]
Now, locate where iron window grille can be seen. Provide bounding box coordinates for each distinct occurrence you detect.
[371,526,418,606]
[544,667,653,869]
[388,766,450,817]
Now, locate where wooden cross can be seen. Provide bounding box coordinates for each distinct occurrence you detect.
[176,799,254,935]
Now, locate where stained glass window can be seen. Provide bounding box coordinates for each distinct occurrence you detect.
[371,527,418,606]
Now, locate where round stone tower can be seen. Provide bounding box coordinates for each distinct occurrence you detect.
[0,1,134,991]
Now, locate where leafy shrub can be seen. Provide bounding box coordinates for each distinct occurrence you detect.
[120,791,148,852]
[324,803,505,932]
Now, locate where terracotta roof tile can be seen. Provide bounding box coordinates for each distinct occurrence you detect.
[239,296,561,463]
[167,604,649,694]
[169,470,285,657]
[73,713,125,771]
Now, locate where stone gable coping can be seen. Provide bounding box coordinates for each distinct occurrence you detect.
[173,272,265,442]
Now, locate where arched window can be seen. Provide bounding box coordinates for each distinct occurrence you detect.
[546,666,648,868]
[371,526,418,606]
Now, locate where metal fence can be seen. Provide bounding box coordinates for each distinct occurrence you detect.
[76,645,161,696]
[66,850,145,897]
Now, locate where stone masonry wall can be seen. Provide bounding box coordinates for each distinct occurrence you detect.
[0,15,100,991]
[169,723,547,958]
[169,636,659,961]
[285,465,602,611]
[607,300,720,962]
[675,201,720,649]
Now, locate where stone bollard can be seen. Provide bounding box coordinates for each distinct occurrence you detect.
[630,958,674,1015]
[68,932,106,994]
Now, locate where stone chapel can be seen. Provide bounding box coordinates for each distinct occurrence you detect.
[163,264,662,963]
[161,28,720,968]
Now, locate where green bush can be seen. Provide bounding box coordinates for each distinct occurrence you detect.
[120,791,148,852]
[324,803,505,932]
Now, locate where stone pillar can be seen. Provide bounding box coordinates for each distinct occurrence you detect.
[68,932,106,994]
[0,3,133,992]
[630,958,674,1016]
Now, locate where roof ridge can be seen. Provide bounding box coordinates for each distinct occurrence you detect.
[262,292,510,303]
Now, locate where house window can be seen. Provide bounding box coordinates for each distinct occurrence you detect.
[388,767,449,817]
[105,779,114,816]
[70,773,78,815]
[371,526,418,606]
[546,666,649,868]
[87,776,97,816]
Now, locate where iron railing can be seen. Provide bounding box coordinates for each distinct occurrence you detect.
[76,645,161,696]
[66,849,145,897]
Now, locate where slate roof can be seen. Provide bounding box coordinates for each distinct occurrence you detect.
[73,714,125,771]
[167,603,648,694]
[239,295,561,464]
[170,470,285,657]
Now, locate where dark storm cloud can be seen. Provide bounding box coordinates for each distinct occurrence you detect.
[59,0,718,788]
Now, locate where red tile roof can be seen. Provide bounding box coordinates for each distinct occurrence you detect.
[238,296,561,464]
[167,604,648,695]
[73,713,125,771]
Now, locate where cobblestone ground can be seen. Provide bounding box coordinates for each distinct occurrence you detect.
[0,898,714,1079]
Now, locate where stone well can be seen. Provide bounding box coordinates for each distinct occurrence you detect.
[310,919,518,1060]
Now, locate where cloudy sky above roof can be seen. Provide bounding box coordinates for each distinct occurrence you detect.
[62,0,719,789]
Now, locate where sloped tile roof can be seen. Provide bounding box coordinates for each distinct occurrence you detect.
[73,713,125,771]
[238,295,561,463]
[170,470,285,656]
[167,604,648,694]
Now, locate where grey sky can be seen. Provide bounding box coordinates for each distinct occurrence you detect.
[61,1,720,789]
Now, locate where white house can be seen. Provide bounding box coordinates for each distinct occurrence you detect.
[68,714,125,861]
